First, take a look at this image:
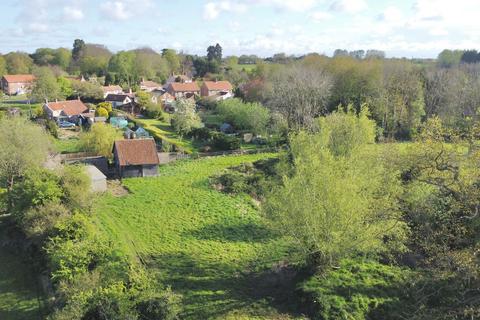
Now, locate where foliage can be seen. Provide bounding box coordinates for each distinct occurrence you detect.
[57,77,74,98]
[79,123,117,157]
[136,90,151,108]
[45,119,59,138]
[97,101,112,113]
[72,80,103,100]
[171,99,202,135]
[216,98,270,134]
[60,165,92,210]
[0,118,51,192]
[265,111,404,267]
[300,258,413,320]
[145,102,165,120]
[211,132,241,150]
[30,67,64,102]
[5,52,33,74]
[96,106,109,118]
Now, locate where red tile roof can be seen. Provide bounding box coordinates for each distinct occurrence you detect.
[114,139,159,166]
[102,85,123,93]
[2,74,35,83]
[46,100,89,116]
[203,81,233,91]
[141,80,162,88]
[169,82,200,92]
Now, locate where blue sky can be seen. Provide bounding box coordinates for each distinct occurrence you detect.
[1,0,479,58]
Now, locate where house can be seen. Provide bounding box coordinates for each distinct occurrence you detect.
[1,74,35,95]
[113,139,159,178]
[140,80,162,92]
[166,82,200,99]
[44,99,90,123]
[102,85,123,98]
[105,94,132,108]
[151,89,175,106]
[200,81,234,100]
[165,74,192,87]
[85,165,107,192]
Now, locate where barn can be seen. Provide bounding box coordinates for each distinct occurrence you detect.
[113,139,159,178]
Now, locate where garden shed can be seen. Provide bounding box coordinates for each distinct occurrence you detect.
[85,165,107,192]
[110,116,129,129]
[135,127,150,138]
[113,139,159,178]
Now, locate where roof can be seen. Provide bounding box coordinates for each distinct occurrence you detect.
[114,139,159,166]
[169,82,200,92]
[2,74,35,83]
[102,85,123,93]
[46,100,89,116]
[203,81,233,91]
[141,80,161,88]
[106,94,131,102]
[85,165,106,181]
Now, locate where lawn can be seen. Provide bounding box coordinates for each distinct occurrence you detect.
[93,154,301,319]
[53,137,82,154]
[131,117,198,153]
[230,64,257,73]
[0,216,46,320]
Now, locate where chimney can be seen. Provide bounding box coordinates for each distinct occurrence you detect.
[55,98,58,103]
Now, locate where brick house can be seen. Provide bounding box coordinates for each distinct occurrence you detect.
[1,74,35,95]
[43,99,90,123]
[102,85,123,98]
[140,80,162,92]
[166,82,200,99]
[200,81,233,100]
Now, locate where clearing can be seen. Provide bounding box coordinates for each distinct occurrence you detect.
[94,154,302,319]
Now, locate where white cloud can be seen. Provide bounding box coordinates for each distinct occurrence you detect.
[203,1,247,20]
[63,6,84,21]
[329,0,367,13]
[310,11,332,22]
[100,1,130,20]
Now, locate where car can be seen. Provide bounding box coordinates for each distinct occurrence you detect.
[58,120,76,128]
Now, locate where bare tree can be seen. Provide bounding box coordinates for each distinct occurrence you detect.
[267,64,333,129]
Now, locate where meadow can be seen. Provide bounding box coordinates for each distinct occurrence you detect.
[93,154,302,319]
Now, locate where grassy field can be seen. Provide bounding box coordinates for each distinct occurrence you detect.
[230,64,257,73]
[93,154,301,319]
[0,216,46,320]
[53,137,82,154]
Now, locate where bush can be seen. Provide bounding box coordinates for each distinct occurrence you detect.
[211,132,240,151]
[300,259,412,320]
[189,127,213,141]
[46,119,59,138]
[216,98,270,135]
[136,287,182,320]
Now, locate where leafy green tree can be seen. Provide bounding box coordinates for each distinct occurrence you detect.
[108,51,136,86]
[216,98,270,134]
[136,90,151,108]
[172,99,202,135]
[0,55,6,78]
[72,80,103,99]
[162,49,181,73]
[207,43,222,61]
[57,76,74,98]
[5,52,33,74]
[0,118,51,193]
[95,106,109,118]
[79,123,117,158]
[265,110,404,267]
[30,67,64,102]
[97,101,113,113]
[60,165,92,210]
[145,102,165,120]
[437,49,463,68]
[22,201,70,242]
[72,39,86,63]
[53,48,72,70]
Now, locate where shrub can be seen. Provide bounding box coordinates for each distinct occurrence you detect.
[96,106,109,118]
[45,119,59,138]
[211,133,240,150]
[216,98,270,135]
[189,127,213,141]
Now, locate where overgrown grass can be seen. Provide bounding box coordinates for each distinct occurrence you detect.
[131,117,198,153]
[93,154,301,319]
[0,216,46,320]
[53,137,82,154]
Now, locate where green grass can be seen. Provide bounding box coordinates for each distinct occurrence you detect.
[53,137,82,154]
[0,216,46,320]
[93,154,300,319]
[131,117,198,153]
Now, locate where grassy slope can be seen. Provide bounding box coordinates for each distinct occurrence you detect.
[94,154,298,319]
[0,217,46,320]
[131,117,198,153]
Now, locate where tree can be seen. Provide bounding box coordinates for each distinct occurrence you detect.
[460,49,479,64]
[265,110,404,267]
[72,39,86,63]
[171,99,201,135]
[437,49,463,68]
[97,102,113,113]
[79,123,117,157]
[72,80,103,100]
[57,76,74,98]
[267,64,333,129]
[108,51,136,86]
[0,55,6,79]
[53,48,72,70]
[0,118,51,193]
[207,43,222,61]
[365,50,386,59]
[30,67,64,102]
[162,49,181,74]
[136,90,151,108]
[216,98,270,134]
[95,106,109,118]
[60,165,91,210]
[5,52,33,74]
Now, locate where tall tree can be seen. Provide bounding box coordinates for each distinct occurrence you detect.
[30,67,64,102]
[5,52,33,74]
[72,39,86,63]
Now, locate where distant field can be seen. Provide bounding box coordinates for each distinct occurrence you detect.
[0,217,46,320]
[230,64,257,72]
[93,154,300,319]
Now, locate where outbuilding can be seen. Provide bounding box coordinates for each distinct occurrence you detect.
[85,165,107,192]
[113,139,159,178]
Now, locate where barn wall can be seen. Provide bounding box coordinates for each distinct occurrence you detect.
[142,165,159,177]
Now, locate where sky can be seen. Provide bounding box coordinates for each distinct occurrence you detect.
[1,0,480,58]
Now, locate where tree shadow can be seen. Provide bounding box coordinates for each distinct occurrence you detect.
[146,251,305,319]
[187,221,275,243]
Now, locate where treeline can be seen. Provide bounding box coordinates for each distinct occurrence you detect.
[240,53,480,139]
